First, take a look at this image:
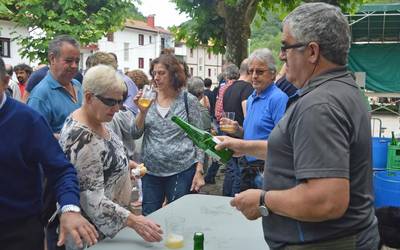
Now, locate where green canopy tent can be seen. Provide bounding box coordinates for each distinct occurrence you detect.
[347,4,400,93]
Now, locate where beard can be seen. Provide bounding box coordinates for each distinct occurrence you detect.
[17,78,25,84]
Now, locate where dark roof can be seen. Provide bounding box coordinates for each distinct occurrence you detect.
[347,3,400,43]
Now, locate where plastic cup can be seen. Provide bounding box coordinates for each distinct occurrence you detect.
[139,85,155,108]
[220,112,236,133]
[165,216,185,249]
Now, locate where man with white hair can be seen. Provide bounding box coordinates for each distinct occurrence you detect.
[218,3,379,249]
[220,49,288,195]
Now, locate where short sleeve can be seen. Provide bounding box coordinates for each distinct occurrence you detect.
[271,94,288,125]
[241,84,254,101]
[292,103,351,180]
[27,96,52,125]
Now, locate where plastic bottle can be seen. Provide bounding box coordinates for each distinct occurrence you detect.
[171,116,233,164]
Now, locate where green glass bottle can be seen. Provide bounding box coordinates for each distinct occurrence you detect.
[391,131,397,146]
[193,232,204,250]
[171,116,233,164]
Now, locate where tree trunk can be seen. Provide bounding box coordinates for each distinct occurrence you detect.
[218,0,258,67]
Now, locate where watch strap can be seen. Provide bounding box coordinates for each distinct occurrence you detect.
[259,190,266,207]
[61,204,81,214]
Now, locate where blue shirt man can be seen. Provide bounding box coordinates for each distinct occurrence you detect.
[27,72,83,133]
[244,83,288,162]
[240,48,288,191]
[27,35,83,134]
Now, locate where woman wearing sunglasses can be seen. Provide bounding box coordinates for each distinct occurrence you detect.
[59,65,163,249]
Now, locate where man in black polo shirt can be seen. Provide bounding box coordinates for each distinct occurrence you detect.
[217,2,379,249]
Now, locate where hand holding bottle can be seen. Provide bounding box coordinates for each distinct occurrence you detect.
[171,116,233,164]
[214,136,246,157]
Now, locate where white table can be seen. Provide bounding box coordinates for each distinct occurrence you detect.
[91,194,268,250]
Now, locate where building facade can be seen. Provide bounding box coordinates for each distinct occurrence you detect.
[175,42,223,84]
[89,15,174,75]
[1,16,224,83]
[0,19,30,66]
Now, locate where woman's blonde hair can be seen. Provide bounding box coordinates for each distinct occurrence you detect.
[83,64,126,96]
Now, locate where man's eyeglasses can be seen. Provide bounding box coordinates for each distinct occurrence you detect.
[95,95,124,107]
[248,68,270,76]
[280,43,307,53]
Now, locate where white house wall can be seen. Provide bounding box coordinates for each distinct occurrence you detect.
[186,46,222,83]
[95,29,174,77]
[0,20,31,66]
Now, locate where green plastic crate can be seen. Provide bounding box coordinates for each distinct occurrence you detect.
[386,145,400,170]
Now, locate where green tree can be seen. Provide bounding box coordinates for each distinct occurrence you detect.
[172,0,363,66]
[1,0,139,63]
[250,11,283,69]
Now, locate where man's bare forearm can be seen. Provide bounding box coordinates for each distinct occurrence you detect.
[241,140,268,160]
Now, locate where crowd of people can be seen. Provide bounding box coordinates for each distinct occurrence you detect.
[0,2,383,250]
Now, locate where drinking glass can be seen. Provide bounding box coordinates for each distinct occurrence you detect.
[220,112,236,134]
[138,85,155,108]
[165,216,185,249]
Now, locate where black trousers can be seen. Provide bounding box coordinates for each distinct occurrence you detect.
[0,214,44,250]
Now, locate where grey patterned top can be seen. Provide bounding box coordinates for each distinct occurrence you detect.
[131,91,205,176]
[108,109,137,160]
[59,117,132,239]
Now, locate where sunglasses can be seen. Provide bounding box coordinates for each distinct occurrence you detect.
[95,95,124,107]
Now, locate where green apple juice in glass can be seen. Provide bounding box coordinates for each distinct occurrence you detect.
[171,116,233,164]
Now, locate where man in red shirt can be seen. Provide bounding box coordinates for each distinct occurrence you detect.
[214,64,239,122]
[13,63,32,98]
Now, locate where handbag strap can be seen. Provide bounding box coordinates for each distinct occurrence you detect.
[184,91,190,123]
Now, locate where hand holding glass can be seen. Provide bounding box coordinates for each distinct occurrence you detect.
[220,112,237,134]
[138,85,156,108]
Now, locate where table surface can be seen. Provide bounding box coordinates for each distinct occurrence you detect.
[91,194,268,250]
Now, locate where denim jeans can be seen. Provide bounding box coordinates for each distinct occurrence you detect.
[142,165,196,215]
[222,158,241,197]
[240,167,264,191]
[204,159,220,183]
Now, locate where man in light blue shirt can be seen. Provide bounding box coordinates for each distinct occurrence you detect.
[27,35,82,135]
[244,84,288,162]
[242,49,287,190]
[221,49,288,193]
